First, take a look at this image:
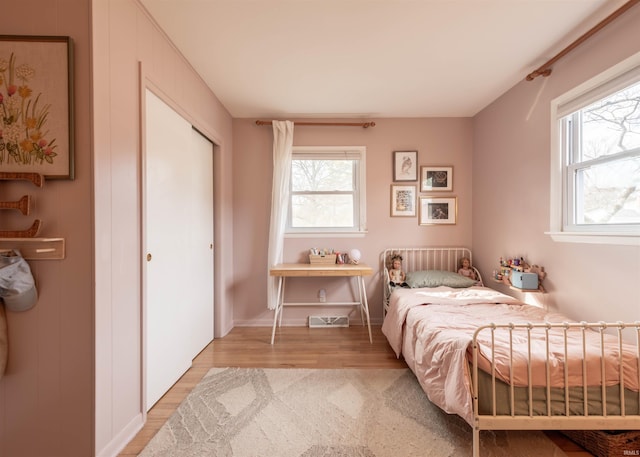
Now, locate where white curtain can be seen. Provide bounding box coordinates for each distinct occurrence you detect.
[267,120,294,309]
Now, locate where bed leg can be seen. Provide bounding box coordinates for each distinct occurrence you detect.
[473,426,480,457]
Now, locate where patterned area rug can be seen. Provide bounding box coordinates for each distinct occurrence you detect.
[140,367,566,457]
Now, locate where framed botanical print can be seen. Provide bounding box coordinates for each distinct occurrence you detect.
[420,166,452,192]
[390,185,416,217]
[393,151,418,181]
[419,196,456,225]
[0,35,74,179]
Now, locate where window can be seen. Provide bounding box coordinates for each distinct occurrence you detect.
[550,53,640,245]
[287,146,366,235]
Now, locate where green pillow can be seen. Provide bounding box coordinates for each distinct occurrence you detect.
[405,270,477,288]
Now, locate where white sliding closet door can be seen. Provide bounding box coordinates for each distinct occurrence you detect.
[144,90,214,410]
[184,128,214,358]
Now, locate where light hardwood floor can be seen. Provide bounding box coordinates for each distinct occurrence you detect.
[118,326,593,456]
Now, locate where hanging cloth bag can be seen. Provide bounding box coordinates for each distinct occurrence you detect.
[0,250,38,312]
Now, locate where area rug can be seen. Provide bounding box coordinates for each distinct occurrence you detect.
[139,367,566,457]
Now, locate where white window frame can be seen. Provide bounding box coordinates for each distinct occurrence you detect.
[548,51,640,246]
[286,146,367,237]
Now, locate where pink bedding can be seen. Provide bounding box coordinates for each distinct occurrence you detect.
[381,286,640,424]
[382,286,524,356]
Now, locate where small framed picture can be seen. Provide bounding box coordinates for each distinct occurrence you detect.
[391,185,417,217]
[393,151,418,181]
[420,166,453,192]
[419,196,457,225]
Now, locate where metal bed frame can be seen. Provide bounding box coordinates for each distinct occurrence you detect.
[381,247,482,316]
[471,321,640,457]
[381,247,640,457]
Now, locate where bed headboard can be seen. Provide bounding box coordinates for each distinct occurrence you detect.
[381,247,473,274]
[380,247,480,316]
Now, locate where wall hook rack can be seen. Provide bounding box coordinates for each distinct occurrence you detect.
[0,172,65,260]
[0,238,65,260]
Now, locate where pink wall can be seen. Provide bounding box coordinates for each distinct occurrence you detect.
[472,7,640,322]
[92,1,235,455]
[2,0,235,456]
[0,1,93,456]
[232,118,474,326]
[3,1,638,455]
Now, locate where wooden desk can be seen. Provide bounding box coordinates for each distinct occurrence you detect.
[269,263,373,344]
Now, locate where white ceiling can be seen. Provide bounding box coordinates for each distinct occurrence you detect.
[139,0,628,119]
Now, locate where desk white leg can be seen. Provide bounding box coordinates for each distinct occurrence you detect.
[278,277,286,327]
[355,277,365,325]
[359,276,372,343]
[271,277,284,344]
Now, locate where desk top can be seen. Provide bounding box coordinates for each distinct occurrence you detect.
[270,263,373,277]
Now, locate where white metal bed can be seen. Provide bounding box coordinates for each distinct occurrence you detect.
[381,247,640,457]
[381,247,482,317]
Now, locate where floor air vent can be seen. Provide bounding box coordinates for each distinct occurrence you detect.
[308,315,349,328]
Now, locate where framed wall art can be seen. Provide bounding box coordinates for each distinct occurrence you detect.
[393,150,417,181]
[390,185,416,217]
[419,196,457,225]
[420,166,452,192]
[0,35,74,179]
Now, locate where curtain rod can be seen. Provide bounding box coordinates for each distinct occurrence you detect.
[526,0,639,81]
[255,120,376,128]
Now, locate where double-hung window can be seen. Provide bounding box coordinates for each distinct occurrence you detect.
[550,53,640,245]
[287,146,366,235]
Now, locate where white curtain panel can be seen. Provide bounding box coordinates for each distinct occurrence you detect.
[267,121,294,310]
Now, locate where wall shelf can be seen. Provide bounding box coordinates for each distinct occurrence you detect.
[0,238,65,260]
[491,278,545,293]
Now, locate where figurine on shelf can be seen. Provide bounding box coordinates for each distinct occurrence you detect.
[388,254,409,288]
[458,256,478,281]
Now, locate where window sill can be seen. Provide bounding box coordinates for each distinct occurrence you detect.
[545,231,640,246]
[285,231,368,239]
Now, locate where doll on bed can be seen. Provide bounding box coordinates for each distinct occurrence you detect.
[389,254,410,288]
[458,256,478,281]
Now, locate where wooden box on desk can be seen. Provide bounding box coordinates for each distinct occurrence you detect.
[309,254,337,264]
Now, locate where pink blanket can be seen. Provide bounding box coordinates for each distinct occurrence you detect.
[381,286,640,424]
[382,286,524,357]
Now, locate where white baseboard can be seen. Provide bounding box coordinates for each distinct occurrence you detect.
[233,318,305,327]
[233,317,383,327]
[96,413,144,457]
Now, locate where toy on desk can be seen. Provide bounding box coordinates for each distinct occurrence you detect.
[349,248,361,264]
[309,248,363,265]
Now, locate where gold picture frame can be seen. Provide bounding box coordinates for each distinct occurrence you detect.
[393,150,418,182]
[419,196,457,225]
[0,35,74,179]
[390,185,416,217]
[420,166,452,192]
